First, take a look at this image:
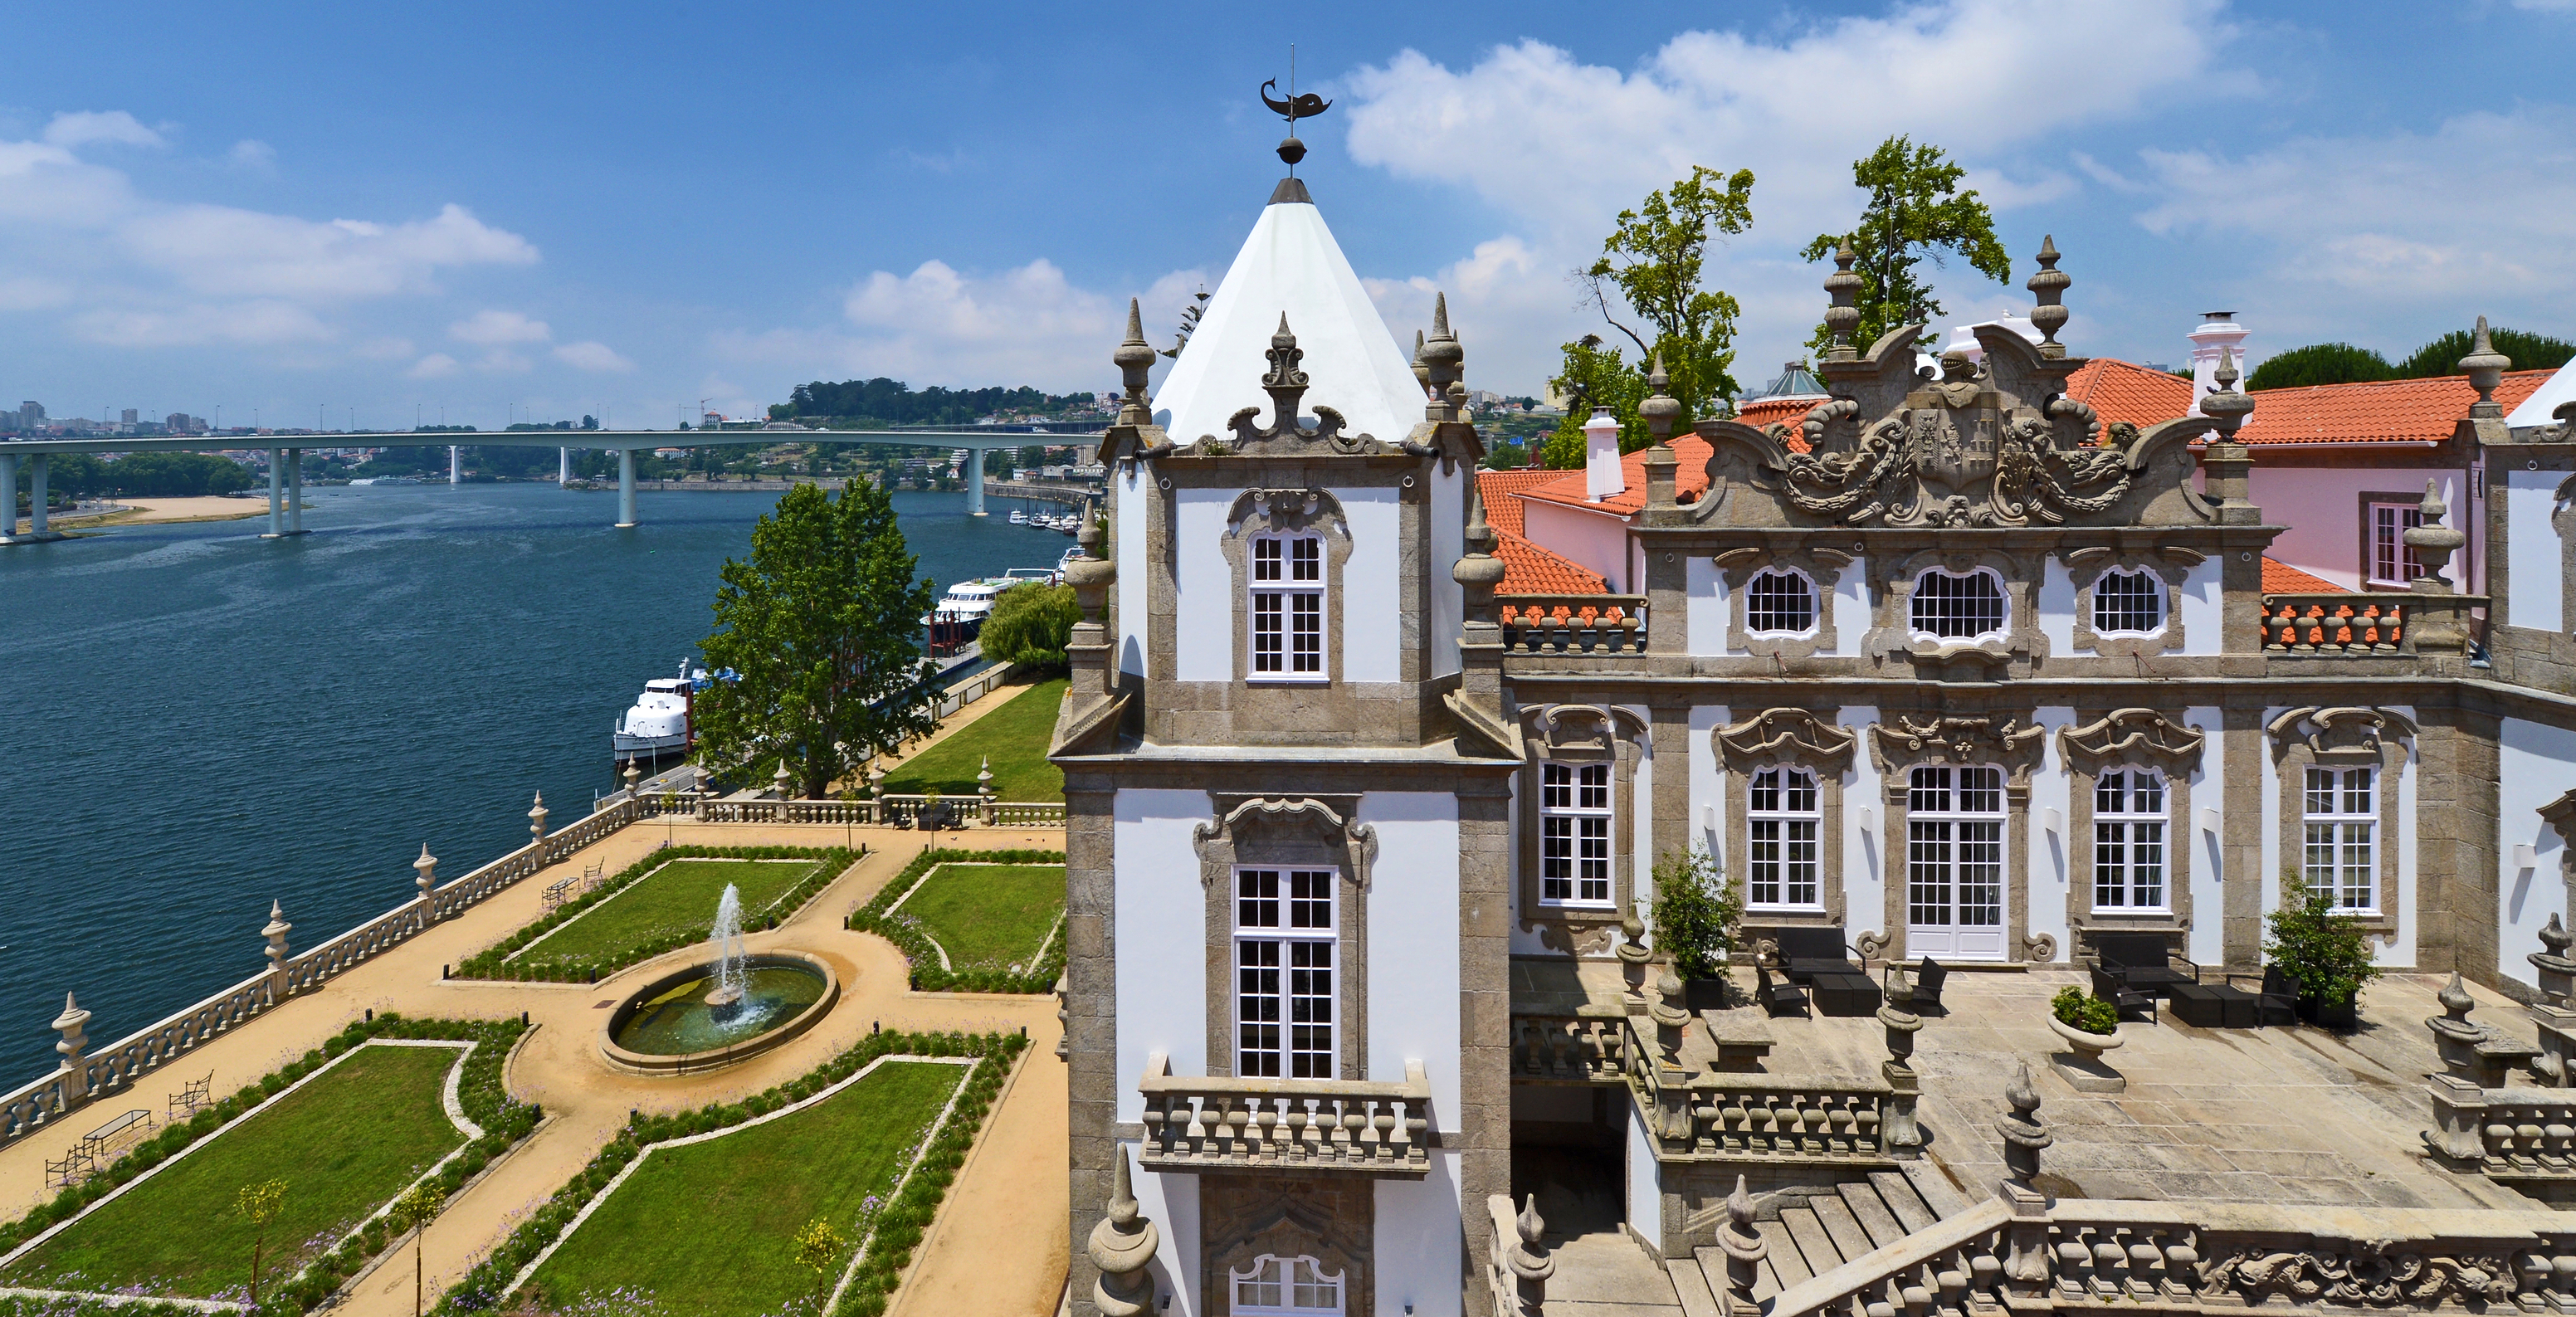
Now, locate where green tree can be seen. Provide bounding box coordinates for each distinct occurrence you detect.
[1650,846,1743,982]
[2245,342,2397,392]
[1540,334,1656,469]
[1802,136,2010,353]
[233,1178,288,1307]
[1570,165,1757,429]
[793,1217,850,1306]
[390,1181,447,1317]
[696,480,939,799]
[2398,325,2576,379]
[981,580,1082,671]
[2263,872,2382,1009]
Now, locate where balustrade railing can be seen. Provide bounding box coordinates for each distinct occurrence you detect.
[2261,593,2406,656]
[1512,1012,1630,1083]
[1135,1052,1432,1178]
[1652,1072,1891,1160]
[1498,595,1648,656]
[2427,1075,2576,1178]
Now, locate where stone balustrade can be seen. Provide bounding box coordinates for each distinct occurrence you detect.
[1486,1193,1551,1317]
[1511,1010,1632,1083]
[2260,593,2406,656]
[1497,595,1648,656]
[1135,1051,1433,1178]
[1770,1196,2576,1317]
[1647,1071,1894,1162]
[2425,1074,2576,1183]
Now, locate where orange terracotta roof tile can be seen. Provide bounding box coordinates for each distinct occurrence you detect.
[1475,468,1564,539]
[2063,359,2194,430]
[1517,433,1716,519]
[2261,557,2339,593]
[1492,528,1606,596]
[1733,395,1823,435]
[2237,369,2551,446]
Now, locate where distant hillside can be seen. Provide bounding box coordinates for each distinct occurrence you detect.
[778,378,1098,427]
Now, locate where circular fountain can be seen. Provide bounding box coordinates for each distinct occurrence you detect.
[598,884,840,1074]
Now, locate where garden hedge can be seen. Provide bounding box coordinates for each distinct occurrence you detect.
[843,848,1065,994]
[454,845,858,983]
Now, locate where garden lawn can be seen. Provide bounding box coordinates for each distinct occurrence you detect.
[511,858,819,969]
[2,1044,465,1299]
[526,1060,962,1315]
[881,677,1066,802]
[897,865,1066,972]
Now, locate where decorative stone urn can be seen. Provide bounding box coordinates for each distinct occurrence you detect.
[2047,1013,2126,1094]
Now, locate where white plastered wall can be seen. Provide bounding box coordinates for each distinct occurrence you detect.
[1690,705,1727,889]
[1626,1092,1662,1256]
[1830,559,1868,656]
[1363,791,1465,1316]
[2178,559,2223,655]
[2029,709,2076,960]
[1129,1153,1201,1316]
[2187,705,2226,967]
[1173,488,1235,681]
[1520,499,1633,592]
[2038,557,2079,656]
[1628,704,1656,915]
[1339,486,1402,683]
[1686,557,1732,656]
[1841,706,1885,940]
[2506,468,2567,634]
[1430,464,1464,679]
[1118,465,1149,676]
[1115,788,1211,1122]
[1375,1154,1464,1317]
[2499,717,2576,994]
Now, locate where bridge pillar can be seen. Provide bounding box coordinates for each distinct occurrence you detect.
[0,450,16,541]
[617,448,638,528]
[264,448,284,537]
[27,453,46,536]
[965,445,987,517]
[449,445,461,485]
[285,448,303,534]
[559,446,570,486]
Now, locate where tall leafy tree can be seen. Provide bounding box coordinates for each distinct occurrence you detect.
[1803,136,2010,352]
[696,480,939,798]
[2246,343,2397,392]
[980,580,1082,671]
[1540,335,1652,468]
[2398,325,2576,378]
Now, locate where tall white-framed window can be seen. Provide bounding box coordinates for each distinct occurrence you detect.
[1231,1255,1346,1316]
[1907,765,2005,931]
[1747,767,1822,908]
[2303,767,2378,911]
[2092,769,2168,910]
[2091,570,2165,636]
[1251,534,1325,680]
[2368,503,2427,587]
[1539,761,1613,907]
[1235,867,1335,1078]
[1744,569,1818,636]
[1910,568,2008,641]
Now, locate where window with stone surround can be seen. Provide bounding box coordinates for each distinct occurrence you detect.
[1235,867,1335,1078]
[2091,569,2164,636]
[1250,533,1325,679]
[1909,765,2005,933]
[2092,769,2168,911]
[1231,1255,1345,1316]
[1909,568,2008,641]
[1744,569,1818,636]
[2304,767,2378,911]
[2368,502,2427,588]
[1747,767,1822,909]
[1539,761,1614,908]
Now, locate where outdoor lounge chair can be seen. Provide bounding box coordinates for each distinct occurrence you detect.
[1764,925,1863,983]
[2089,931,2200,1001]
[2227,965,2303,1027]
[1756,962,1809,1018]
[1902,957,1948,1011]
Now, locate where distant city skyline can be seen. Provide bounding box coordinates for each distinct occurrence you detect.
[2,1,2570,428]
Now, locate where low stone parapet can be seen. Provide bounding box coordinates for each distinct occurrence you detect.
[1134,1051,1432,1178]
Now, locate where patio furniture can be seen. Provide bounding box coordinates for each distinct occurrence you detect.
[1812,971,1881,1017]
[2169,982,2258,1029]
[1764,926,1864,984]
[1755,963,1808,1018]
[2088,930,2200,1001]
[2227,965,2304,1027]
[2096,975,2159,1026]
[1902,957,1948,1011]
[167,1071,212,1121]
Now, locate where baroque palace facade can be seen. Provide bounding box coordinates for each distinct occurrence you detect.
[1051,163,2576,1317]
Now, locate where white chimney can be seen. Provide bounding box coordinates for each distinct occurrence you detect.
[1584,407,1625,501]
[2188,312,2252,416]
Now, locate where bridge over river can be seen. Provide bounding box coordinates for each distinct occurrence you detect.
[0,423,1105,541]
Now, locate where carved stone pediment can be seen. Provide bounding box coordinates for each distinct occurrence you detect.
[2058,709,2207,776]
[1871,715,2047,793]
[1524,703,1647,755]
[1204,315,1395,456]
[1716,709,1856,773]
[1193,795,1378,884]
[2265,705,2417,763]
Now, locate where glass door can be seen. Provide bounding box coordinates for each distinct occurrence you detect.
[1905,765,2009,961]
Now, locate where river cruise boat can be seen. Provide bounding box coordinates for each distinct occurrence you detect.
[612,660,703,765]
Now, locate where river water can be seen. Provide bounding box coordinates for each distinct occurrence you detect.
[0,481,1073,1080]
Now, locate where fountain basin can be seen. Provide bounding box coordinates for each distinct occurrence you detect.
[600,951,839,1075]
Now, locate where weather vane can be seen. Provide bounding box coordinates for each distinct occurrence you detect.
[1261,46,1330,174]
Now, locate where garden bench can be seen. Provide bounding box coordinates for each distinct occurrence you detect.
[2087,930,2199,1002]
[167,1071,212,1120]
[1759,925,1864,984]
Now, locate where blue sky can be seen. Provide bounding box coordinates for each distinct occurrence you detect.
[3,0,2571,428]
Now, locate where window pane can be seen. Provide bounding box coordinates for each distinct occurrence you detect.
[1786,818,1818,905]
[1746,570,1817,634]
[2095,821,2127,908]
[1910,570,2008,638]
[1957,822,2003,925]
[1540,816,1573,901]
[2092,570,2164,634]
[1290,593,1322,672]
[1910,766,1950,813]
[1909,822,1953,926]
[1749,818,1781,905]
[1958,767,2003,815]
[1254,539,1281,582]
[1542,763,1569,809]
[1785,769,1817,812]
[1291,536,1320,582]
[1288,940,1333,1078]
[1578,763,1610,808]
[1252,593,1283,671]
[1238,870,1279,929]
[2131,821,2164,908]
[1289,870,1333,929]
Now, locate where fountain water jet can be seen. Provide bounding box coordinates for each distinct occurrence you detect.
[704,883,747,1007]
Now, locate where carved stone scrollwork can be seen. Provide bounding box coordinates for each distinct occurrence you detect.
[2198,1246,2520,1308]
[1873,715,2047,793]
[2266,705,2418,762]
[1529,703,1649,753]
[1853,929,1891,961]
[1716,709,1857,774]
[2057,709,2208,777]
[1215,315,1387,456]
[2022,932,2058,963]
[1194,796,1375,880]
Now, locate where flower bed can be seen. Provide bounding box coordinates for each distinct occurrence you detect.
[844,848,1064,994]
[454,845,858,983]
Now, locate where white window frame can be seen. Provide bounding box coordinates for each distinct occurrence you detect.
[1234,867,1337,1079]
[2091,768,2169,912]
[1539,760,1614,908]
[2303,766,2378,912]
[1908,567,2010,642]
[2090,569,2166,637]
[1907,764,2006,932]
[2368,502,2427,588]
[1744,568,1820,637]
[1746,766,1822,909]
[1230,1254,1347,1317]
[1250,532,1326,683]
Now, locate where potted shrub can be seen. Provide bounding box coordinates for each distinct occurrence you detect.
[1651,847,1743,1011]
[2048,986,2126,1093]
[2265,872,2378,1030]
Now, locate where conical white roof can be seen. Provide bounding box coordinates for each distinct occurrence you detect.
[2507,354,2576,428]
[1153,188,1427,446]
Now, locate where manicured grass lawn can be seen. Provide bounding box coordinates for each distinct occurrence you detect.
[513,858,819,968]
[898,865,1066,971]
[4,1044,465,1299]
[881,677,1066,802]
[528,1060,962,1315]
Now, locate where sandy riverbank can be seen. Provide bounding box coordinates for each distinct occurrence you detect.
[34,495,278,529]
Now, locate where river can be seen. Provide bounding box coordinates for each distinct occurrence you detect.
[0,481,1073,1080]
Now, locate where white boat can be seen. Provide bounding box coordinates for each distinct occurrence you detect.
[1008,510,1028,524]
[922,578,1008,633]
[1003,566,1062,587]
[613,659,705,763]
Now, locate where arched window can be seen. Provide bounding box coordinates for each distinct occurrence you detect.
[2092,769,2167,910]
[2091,570,2164,636]
[1747,767,1821,907]
[1251,533,1325,679]
[1910,568,2008,640]
[1744,569,1817,636]
[1232,1255,1346,1316]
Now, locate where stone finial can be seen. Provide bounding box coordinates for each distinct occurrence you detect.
[1879,968,1922,1067]
[2535,914,2576,1007]
[1715,1175,1767,1314]
[53,992,90,1063]
[2461,315,2511,417]
[2404,478,2466,590]
[413,844,438,900]
[1822,238,1861,362]
[773,760,794,801]
[1422,292,1466,422]
[528,791,549,844]
[1638,353,1681,444]
[2027,235,2070,359]
[1509,1193,1555,1281]
[1114,299,1155,425]
[1995,1062,2052,1191]
[623,759,642,793]
[1650,964,1693,1069]
[2202,348,2252,434]
[977,757,994,798]
[1089,1145,1161,1317]
[1616,906,1654,1005]
[1413,329,1432,398]
[2438,970,2477,1029]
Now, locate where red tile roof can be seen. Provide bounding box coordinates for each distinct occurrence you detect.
[2237,369,2553,446]
[1517,433,1716,518]
[1474,468,1564,539]
[2063,359,2195,430]
[1492,528,1607,596]
[1734,395,1822,432]
[2261,557,2339,593]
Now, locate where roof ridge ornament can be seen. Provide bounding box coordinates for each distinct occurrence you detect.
[1218,314,1373,454]
[1262,59,1331,175]
[2460,315,2511,417]
[1113,299,1155,427]
[1822,239,1861,363]
[2027,236,2070,359]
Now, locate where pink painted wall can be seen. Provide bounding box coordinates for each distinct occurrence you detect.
[1519,497,1637,593]
[2241,463,2483,593]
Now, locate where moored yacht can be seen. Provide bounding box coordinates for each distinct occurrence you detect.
[612,659,705,764]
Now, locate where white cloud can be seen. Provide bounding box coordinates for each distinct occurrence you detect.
[554,340,635,373]
[118,203,536,302]
[450,308,551,344]
[45,111,165,149]
[71,300,333,347]
[474,349,533,373]
[354,336,415,360]
[407,353,459,378]
[227,139,276,170]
